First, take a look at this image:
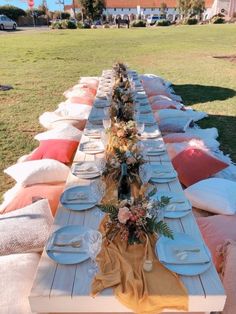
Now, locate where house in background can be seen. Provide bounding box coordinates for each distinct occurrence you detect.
[64,0,218,21]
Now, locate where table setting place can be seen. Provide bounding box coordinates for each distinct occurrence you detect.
[80,140,105,154]
[44,64,215,314]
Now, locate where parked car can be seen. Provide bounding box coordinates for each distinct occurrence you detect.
[0,15,17,30]
[146,15,161,25]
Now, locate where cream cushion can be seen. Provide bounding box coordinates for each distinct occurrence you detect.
[184,178,236,215]
[155,108,208,123]
[34,124,82,142]
[4,159,69,187]
[0,252,40,314]
[56,102,91,119]
[0,199,53,255]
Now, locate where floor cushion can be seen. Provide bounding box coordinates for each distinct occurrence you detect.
[184,178,236,215]
[0,252,40,314]
[27,139,78,164]
[1,182,65,215]
[34,124,82,142]
[39,111,87,130]
[155,108,208,123]
[4,159,69,187]
[219,240,236,314]
[80,76,99,88]
[158,117,194,134]
[185,127,219,139]
[197,215,236,272]
[56,102,91,119]
[67,96,94,106]
[172,147,229,187]
[0,199,53,255]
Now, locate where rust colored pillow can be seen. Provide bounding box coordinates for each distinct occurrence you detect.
[2,183,65,216]
[27,139,79,164]
[172,147,228,187]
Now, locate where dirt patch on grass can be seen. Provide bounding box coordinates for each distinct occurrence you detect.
[213,55,236,63]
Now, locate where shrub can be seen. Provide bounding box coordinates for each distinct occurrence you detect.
[157,20,171,26]
[212,16,225,24]
[186,18,198,25]
[0,5,26,21]
[77,21,91,29]
[131,19,146,27]
[50,21,62,29]
[67,20,77,29]
[61,19,68,29]
[103,23,110,28]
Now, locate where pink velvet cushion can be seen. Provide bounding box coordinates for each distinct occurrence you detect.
[197,216,236,272]
[172,147,229,187]
[27,139,79,164]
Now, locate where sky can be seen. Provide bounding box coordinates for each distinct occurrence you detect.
[0,0,71,11]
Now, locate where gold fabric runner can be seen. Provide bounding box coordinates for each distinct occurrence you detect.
[91,217,188,314]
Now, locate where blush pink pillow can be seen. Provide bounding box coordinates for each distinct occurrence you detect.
[69,96,94,106]
[151,103,177,110]
[197,216,236,272]
[163,133,201,144]
[172,147,229,187]
[27,139,79,164]
[220,240,236,314]
[1,183,65,216]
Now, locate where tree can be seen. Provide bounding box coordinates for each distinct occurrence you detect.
[177,0,205,17]
[160,2,167,17]
[190,0,205,17]
[79,0,105,21]
[0,5,26,21]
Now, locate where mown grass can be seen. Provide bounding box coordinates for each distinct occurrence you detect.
[0,24,236,197]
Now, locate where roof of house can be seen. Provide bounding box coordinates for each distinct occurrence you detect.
[66,0,214,10]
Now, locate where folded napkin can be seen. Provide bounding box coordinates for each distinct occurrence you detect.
[141,131,161,139]
[84,129,102,137]
[91,217,188,314]
[81,142,103,151]
[158,242,210,265]
[164,203,191,212]
[72,163,100,176]
[62,190,96,204]
[46,233,87,254]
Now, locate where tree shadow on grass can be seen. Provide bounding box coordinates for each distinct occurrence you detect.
[197,114,236,162]
[173,84,236,106]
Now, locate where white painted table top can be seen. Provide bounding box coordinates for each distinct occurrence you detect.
[29,70,226,314]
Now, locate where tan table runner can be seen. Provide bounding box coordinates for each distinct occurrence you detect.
[91,218,188,314]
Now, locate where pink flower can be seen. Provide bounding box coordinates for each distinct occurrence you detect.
[118,207,131,224]
[117,129,125,137]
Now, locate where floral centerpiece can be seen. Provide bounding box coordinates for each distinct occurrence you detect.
[99,185,173,245]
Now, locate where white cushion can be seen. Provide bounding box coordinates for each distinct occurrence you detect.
[0,252,40,314]
[4,159,69,187]
[156,108,208,122]
[185,127,219,139]
[184,178,236,215]
[39,111,86,130]
[56,102,91,119]
[0,199,53,255]
[34,123,82,142]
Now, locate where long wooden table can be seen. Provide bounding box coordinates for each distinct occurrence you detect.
[29,70,226,314]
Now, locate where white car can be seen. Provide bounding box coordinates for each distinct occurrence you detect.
[0,15,17,30]
[146,15,160,25]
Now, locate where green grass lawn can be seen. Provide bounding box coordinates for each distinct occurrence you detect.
[0,24,236,197]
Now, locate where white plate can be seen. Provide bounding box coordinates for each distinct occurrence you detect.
[155,191,192,218]
[46,225,90,265]
[60,186,98,211]
[156,233,212,276]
